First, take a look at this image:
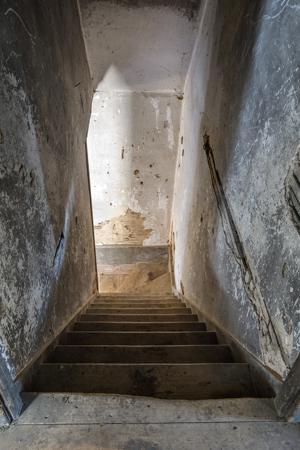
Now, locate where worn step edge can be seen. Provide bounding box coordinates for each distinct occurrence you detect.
[86,308,191,314]
[30,363,255,399]
[48,344,233,363]
[19,394,279,424]
[91,302,184,306]
[73,322,206,331]
[61,331,218,345]
[80,314,199,322]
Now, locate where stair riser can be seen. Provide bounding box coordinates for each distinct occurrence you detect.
[48,345,233,363]
[61,332,218,346]
[96,293,178,300]
[91,302,184,308]
[32,364,254,399]
[86,308,191,315]
[80,314,198,322]
[95,299,178,302]
[73,322,206,332]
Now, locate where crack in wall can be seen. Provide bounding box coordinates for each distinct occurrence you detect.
[285,146,300,235]
[203,133,289,375]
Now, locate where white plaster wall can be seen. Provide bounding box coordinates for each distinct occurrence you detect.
[80,0,198,245]
[79,0,198,91]
[88,91,181,244]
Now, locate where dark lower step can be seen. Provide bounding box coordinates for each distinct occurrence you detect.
[30,363,254,399]
[96,296,177,300]
[80,314,198,322]
[92,302,184,308]
[61,331,218,345]
[86,308,191,315]
[47,345,233,363]
[73,321,206,332]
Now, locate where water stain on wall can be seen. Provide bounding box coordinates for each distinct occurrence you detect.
[94,208,153,245]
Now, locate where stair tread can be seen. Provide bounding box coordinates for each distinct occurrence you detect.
[28,288,256,399]
[48,344,233,363]
[73,322,206,332]
[86,308,191,314]
[42,362,246,366]
[80,314,198,322]
[61,330,218,345]
[31,363,255,399]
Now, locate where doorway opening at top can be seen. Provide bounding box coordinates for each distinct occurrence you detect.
[81,0,199,293]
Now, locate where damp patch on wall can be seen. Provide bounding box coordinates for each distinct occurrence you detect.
[94,208,153,245]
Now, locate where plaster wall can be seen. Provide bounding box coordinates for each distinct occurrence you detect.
[172,0,300,379]
[0,0,96,379]
[80,0,198,245]
[89,91,181,245]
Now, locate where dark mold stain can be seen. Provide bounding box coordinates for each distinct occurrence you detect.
[96,0,200,20]
[180,280,185,295]
[123,439,161,450]
[133,367,157,397]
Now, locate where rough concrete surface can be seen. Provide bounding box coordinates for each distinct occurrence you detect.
[17,394,280,424]
[79,0,198,91]
[0,0,96,382]
[97,245,171,293]
[2,394,300,449]
[172,0,300,380]
[1,422,300,449]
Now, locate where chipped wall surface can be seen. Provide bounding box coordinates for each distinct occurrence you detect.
[80,0,198,245]
[88,91,181,245]
[172,0,300,379]
[0,1,96,378]
[79,0,199,91]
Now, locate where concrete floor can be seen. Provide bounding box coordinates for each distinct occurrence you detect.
[1,394,300,449]
[97,246,172,294]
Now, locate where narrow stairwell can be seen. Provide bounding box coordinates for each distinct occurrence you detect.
[29,294,256,399]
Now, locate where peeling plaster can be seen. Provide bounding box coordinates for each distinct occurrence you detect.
[0,1,95,380]
[171,0,300,379]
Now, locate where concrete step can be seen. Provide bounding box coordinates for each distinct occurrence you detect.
[91,301,184,308]
[31,363,255,399]
[95,297,179,303]
[61,331,218,345]
[86,307,191,315]
[96,295,178,299]
[73,321,206,332]
[19,393,278,425]
[80,314,198,322]
[47,345,233,363]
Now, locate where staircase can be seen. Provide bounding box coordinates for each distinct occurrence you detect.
[29,294,255,399]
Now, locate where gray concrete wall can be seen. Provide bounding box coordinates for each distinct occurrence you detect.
[0,1,96,379]
[172,0,300,379]
[80,0,198,245]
